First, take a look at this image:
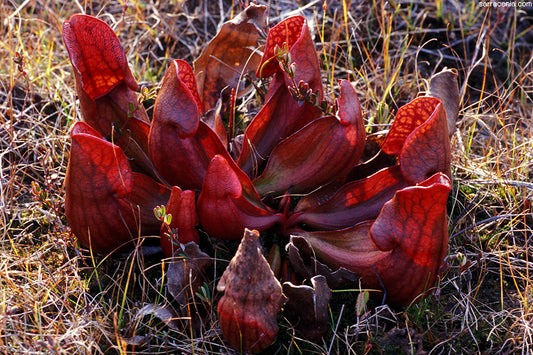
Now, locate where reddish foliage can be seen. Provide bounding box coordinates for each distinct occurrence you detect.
[62,15,149,142]
[238,16,323,176]
[148,60,230,190]
[292,173,451,305]
[64,122,169,253]
[253,80,365,195]
[62,15,137,99]
[160,187,199,257]
[197,155,283,240]
[62,6,455,351]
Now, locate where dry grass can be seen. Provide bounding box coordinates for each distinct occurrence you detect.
[1,0,532,354]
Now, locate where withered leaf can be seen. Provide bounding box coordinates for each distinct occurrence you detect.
[167,242,213,305]
[118,335,146,347]
[427,67,460,138]
[217,229,285,354]
[134,303,180,330]
[194,4,266,113]
[282,275,331,341]
[286,236,358,289]
[382,327,426,355]
[356,290,370,317]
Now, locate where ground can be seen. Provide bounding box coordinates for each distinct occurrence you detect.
[1,0,532,354]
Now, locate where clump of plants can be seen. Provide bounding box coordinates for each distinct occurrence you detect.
[62,4,454,353]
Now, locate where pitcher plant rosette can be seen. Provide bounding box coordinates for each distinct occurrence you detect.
[62,4,453,353]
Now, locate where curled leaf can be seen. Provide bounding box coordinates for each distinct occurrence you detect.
[149,60,231,190]
[257,16,321,84]
[62,15,137,98]
[197,155,283,240]
[291,173,451,305]
[65,122,170,253]
[381,97,441,155]
[217,229,285,354]
[286,236,358,289]
[267,244,282,278]
[398,101,451,184]
[356,291,370,317]
[153,60,201,138]
[282,275,331,341]
[238,15,323,177]
[381,97,451,184]
[203,87,231,149]
[62,15,149,143]
[135,303,180,330]
[289,166,408,230]
[253,80,365,196]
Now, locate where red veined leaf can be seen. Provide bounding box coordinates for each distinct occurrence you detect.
[160,187,200,257]
[379,97,451,184]
[257,16,320,83]
[194,4,266,113]
[153,60,201,138]
[253,80,365,196]
[197,155,283,240]
[149,120,230,190]
[62,14,137,99]
[369,172,451,305]
[398,101,451,185]
[63,14,150,155]
[370,172,450,261]
[238,15,323,178]
[149,120,231,191]
[237,77,321,178]
[381,97,442,155]
[289,166,408,230]
[65,122,170,253]
[291,172,451,305]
